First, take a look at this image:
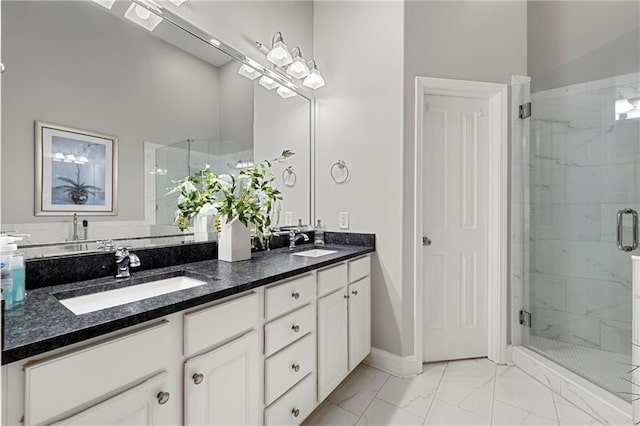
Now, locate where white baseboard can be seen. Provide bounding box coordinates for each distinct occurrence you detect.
[512,346,631,425]
[363,347,422,378]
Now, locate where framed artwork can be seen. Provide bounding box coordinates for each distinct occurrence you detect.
[35,121,118,216]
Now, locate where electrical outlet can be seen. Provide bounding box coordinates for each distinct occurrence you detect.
[339,212,349,229]
[284,212,293,226]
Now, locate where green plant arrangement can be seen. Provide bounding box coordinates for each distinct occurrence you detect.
[170,149,294,249]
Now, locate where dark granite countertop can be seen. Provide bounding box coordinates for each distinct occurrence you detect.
[2,243,374,365]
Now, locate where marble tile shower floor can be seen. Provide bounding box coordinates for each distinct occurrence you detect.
[304,359,607,425]
[528,335,631,402]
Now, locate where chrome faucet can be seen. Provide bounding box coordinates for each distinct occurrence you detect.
[289,230,309,250]
[115,246,141,278]
[72,213,88,241]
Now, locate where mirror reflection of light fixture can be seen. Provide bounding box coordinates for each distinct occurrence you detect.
[615,97,640,121]
[259,76,279,90]
[91,0,116,9]
[168,0,188,6]
[64,154,77,163]
[209,38,221,46]
[266,32,293,67]
[276,85,296,99]
[53,152,66,162]
[235,159,254,169]
[303,60,325,89]
[286,47,310,79]
[124,3,163,32]
[238,64,261,80]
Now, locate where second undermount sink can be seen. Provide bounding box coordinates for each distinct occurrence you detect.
[292,249,338,258]
[56,274,209,315]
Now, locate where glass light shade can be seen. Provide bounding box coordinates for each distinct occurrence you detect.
[615,99,634,114]
[276,86,297,99]
[286,57,310,79]
[91,0,116,9]
[303,68,325,89]
[53,152,65,162]
[266,41,293,67]
[64,154,76,163]
[124,4,163,31]
[76,156,89,164]
[168,0,188,5]
[259,76,279,90]
[238,64,260,80]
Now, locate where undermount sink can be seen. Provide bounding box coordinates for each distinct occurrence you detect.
[292,249,338,258]
[57,275,208,315]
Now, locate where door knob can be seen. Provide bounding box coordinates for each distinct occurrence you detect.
[422,236,432,246]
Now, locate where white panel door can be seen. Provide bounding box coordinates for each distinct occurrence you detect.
[317,288,348,401]
[52,371,171,425]
[348,277,371,370]
[422,94,490,362]
[184,330,260,426]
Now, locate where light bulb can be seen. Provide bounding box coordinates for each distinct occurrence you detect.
[259,76,278,90]
[303,68,325,89]
[286,56,310,79]
[276,86,297,99]
[238,64,260,80]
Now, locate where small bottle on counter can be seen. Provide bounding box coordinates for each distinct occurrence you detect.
[314,219,325,246]
[0,235,24,310]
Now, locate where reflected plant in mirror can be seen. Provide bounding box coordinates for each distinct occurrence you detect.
[171,150,295,248]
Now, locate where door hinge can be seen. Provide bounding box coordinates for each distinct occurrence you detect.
[519,310,532,328]
[519,102,531,119]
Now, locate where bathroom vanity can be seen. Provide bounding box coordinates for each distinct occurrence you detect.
[1,244,373,425]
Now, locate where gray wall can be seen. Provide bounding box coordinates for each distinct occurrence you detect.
[402,0,527,356]
[2,1,220,223]
[528,1,640,91]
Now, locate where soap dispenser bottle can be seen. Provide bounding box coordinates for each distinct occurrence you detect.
[0,235,23,310]
[314,219,325,246]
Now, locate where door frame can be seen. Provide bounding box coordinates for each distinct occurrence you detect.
[414,76,509,366]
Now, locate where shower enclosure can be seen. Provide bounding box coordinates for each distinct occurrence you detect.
[519,29,640,401]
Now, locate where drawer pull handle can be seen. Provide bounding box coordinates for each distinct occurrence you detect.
[292,292,300,300]
[352,290,358,296]
[292,408,300,418]
[157,391,170,405]
[292,324,300,333]
[292,363,301,372]
[193,373,205,385]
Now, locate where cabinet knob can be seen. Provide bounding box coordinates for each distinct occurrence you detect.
[292,324,300,333]
[291,291,300,300]
[292,363,301,372]
[352,290,358,296]
[292,408,300,418]
[157,391,170,405]
[193,373,205,385]
[344,294,350,299]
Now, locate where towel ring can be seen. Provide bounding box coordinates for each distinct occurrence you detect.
[282,166,296,187]
[330,160,350,184]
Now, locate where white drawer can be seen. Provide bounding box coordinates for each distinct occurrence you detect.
[25,321,169,426]
[264,333,314,405]
[183,291,258,356]
[264,274,314,321]
[317,263,347,297]
[265,304,314,357]
[264,374,314,426]
[348,255,371,283]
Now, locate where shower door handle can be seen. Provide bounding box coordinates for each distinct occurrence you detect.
[617,208,638,252]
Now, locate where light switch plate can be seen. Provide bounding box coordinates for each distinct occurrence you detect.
[284,212,293,226]
[339,212,349,229]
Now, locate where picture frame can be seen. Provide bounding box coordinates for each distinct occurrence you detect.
[35,121,118,216]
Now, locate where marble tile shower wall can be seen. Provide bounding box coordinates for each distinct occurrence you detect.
[529,73,640,355]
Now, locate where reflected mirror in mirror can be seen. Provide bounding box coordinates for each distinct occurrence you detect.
[1,0,312,259]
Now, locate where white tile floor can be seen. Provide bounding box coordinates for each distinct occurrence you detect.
[304,358,606,425]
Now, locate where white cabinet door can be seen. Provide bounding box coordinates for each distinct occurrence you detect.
[317,288,348,401]
[184,330,260,426]
[348,277,371,370]
[52,371,171,425]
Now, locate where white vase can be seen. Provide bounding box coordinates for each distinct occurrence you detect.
[193,215,209,242]
[218,217,251,262]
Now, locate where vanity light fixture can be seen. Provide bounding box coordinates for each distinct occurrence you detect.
[266,32,293,67]
[276,85,297,99]
[53,152,66,162]
[303,60,325,89]
[168,0,188,6]
[259,76,279,90]
[124,3,163,32]
[235,160,254,169]
[64,154,77,163]
[91,0,116,9]
[286,47,310,79]
[238,64,261,80]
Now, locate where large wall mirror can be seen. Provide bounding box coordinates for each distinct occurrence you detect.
[1,0,312,258]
